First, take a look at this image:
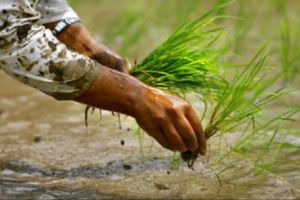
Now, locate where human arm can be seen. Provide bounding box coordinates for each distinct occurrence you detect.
[74,65,207,154]
[37,3,206,153]
[52,23,207,153]
[41,14,207,154]
[0,0,206,154]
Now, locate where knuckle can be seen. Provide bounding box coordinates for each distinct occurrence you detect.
[117,57,125,64]
[116,57,125,65]
[116,58,128,72]
[167,107,181,117]
[182,102,191,111]
[155,113,166,122]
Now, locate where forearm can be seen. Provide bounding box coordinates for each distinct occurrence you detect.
[0,1,207,154]
[74,65,207,154]
[74,66,147,117]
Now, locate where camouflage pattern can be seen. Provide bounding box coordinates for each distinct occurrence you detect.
[0,0,100,100]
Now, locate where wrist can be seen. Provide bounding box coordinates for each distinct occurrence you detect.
[52,17,81,37]
[131,84,165,118]
[120,76,152,117]
[130,84,151,117]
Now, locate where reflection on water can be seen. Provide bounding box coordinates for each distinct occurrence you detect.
[1,71,300,199]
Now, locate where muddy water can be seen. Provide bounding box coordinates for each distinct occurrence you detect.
[0,70,300,199]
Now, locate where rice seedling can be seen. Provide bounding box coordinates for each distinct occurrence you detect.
[129,0,299,170]
[180,45,269,169]
[252,108,300,175]
[77,0,300,174]
[190,49,299,171]
[127,0,251,167]
[170,152,182,170]
[127,1,237,169]
[135,126,145,154]
[130,1,235,99]
[213,106,300,177]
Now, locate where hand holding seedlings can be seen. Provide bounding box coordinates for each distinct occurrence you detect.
[75,67,207,154]
[133,87,207,154]
[44,11,207,154]
[0,1,206,156]
[45,5,207,154]
[129,1,282,170]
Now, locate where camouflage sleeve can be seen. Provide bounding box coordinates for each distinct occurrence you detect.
[0,0,100,100]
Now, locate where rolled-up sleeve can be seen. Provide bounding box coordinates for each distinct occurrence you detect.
[0,0,100,100]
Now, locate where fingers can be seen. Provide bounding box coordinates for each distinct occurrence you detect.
[88,44,129,74]
[136,118,175,151]
[150,127,175,151]
[116,58,129,74]
[141,107,205,153]
[185,108,207,155]
[173,117,198,152]
[159,120,188,152]
[133,88,206,154]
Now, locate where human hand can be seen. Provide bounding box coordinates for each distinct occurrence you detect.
[133,86,207,155]
[74,65,206,154]
[87,42,130,74]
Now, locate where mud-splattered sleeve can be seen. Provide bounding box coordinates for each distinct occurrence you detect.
[0,0,100,100]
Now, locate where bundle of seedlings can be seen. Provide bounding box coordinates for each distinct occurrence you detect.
[128,2,233,167]
[85,1,294,170]
[84,3,231,130]
[128,5,293,169]
[129,9,229,100]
